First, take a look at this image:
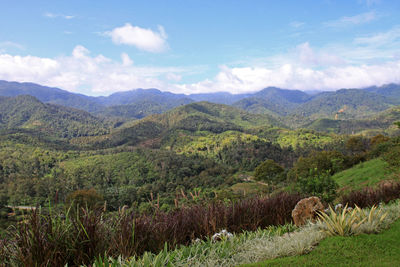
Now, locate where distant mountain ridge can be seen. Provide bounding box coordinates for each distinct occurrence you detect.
[0,80,103,112]
[1,80,399,123]
[233,87,311,116]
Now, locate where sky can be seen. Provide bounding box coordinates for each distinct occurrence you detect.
[0,0,400,96]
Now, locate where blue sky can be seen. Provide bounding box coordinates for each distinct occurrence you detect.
[0,0,399,95]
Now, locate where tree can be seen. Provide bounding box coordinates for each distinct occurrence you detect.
[346,136,368,154]
[296,170,338,203]
[254,159,285,184]
[288,150,347,181]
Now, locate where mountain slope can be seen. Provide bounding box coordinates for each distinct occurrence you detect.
[0,95,111,138]
[101,101,283,147]
[233,87,311,116]
[305,106,400,135]
[291,89,397,120]
[363,83,400,100]
[189,92,251,105]
[96,88,193,106]
[0,80,103,112]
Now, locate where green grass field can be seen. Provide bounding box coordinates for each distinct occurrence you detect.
[333,158,399,193]
[244,219,400,267]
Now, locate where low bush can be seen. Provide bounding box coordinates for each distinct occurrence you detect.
[341,181,400,208]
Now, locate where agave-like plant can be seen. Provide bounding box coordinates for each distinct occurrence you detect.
[317,204,366,236]
[317,204,388,236]
[352,205,388,234]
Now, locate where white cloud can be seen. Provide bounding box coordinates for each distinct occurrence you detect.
[0,45,185,95]
[290,21,305,28]
[106,23,168,53]
[0,41,25,52]
[354,26,400,46]
[121,53,133,66]
[44,12,75,19]
[296,42,346,66]
[324,12,377,27]
[175,60,400,94]
[166,73,182,82]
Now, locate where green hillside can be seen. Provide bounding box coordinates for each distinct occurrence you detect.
[305,106,400,136]
[292,89,396,120]
[233,87,311,116]
[333,158,399,193]
[0,95,112,138]
[101,101,283,147]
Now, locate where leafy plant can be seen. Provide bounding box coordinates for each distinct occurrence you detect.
[317,204,366,236]
[296,170,338,202]
[317,204,388,236]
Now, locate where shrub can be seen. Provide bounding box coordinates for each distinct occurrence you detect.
[288,150,348,181]
[341,181,400,208]
[254,159,285,184]
[296,170,338,203]
[383,146,400,169]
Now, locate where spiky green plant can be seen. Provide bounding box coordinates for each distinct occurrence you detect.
[317,204,366,236]
[317,204,388,236]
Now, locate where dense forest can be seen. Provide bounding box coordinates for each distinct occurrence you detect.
[0,81,399,214]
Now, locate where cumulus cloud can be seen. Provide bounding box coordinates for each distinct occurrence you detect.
[296,42,346,66]
[121,53,133,66]
[175,60,400,94]
[44,12,75,19]
[0,45,185,95]
[324,12,377,28]
[106,23,168,53]
[1,32,400,95]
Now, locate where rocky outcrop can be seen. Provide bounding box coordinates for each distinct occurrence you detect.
[292,196,324,226]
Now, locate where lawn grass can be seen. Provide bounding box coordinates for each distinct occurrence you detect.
[333,158,399,193]
[243,219,400,267]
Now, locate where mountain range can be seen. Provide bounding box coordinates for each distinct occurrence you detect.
[1,80,400,134]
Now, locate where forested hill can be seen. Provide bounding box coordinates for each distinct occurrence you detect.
[0,80,103,112]
[1,80,400,124]
[291,89,399,120]
[0,95,112,138]
[95,89,194,119]
[305,106,400,136]
[364,83,400,100]
[100,101,283,147]
[233,87,311,116]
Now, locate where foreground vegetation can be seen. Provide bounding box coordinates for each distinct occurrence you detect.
[1,182,400,266]
[251,212,400,266]
[92,200,400,266]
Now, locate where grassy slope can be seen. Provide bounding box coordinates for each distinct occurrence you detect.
[333,158,399,193]
[246,219,400,267]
